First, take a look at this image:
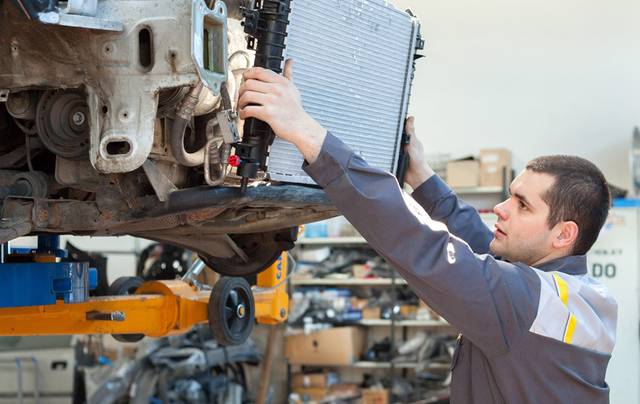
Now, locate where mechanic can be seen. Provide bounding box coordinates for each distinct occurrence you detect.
[237,60,618,403]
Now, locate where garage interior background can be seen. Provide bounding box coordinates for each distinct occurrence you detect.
[2,0,639,403]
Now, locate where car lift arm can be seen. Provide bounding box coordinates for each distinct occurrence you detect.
[0,236,289,345]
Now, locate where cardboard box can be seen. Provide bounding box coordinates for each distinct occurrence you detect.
[329,384,360,400]
[293,384,361,403]
[446,158,480,188]
[362,306,381,320]
[350,297,369,310]
[285,327,365,365]
[480,148,511,187]
[292,372,338,389]
[400,304,418,318]
[293,387,328,402]
[361,388,389,404]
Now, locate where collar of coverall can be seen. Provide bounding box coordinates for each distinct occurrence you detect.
[534,254,588,276]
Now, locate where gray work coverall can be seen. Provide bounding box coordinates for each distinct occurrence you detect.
[302,132,617,403]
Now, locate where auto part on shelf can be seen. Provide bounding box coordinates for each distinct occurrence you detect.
[87,327,260,404]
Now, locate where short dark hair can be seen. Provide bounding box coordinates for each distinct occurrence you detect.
[526,155,611,255]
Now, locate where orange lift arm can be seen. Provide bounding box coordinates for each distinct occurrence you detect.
[0,252,290,345]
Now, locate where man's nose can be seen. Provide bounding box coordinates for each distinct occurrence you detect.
[493,200,509,221]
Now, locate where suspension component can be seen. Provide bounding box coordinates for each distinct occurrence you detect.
[0,171,48,199]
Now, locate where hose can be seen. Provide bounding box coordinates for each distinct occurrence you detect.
[170,83,206,167]
[204,117,231,186]
[170,81,234,169]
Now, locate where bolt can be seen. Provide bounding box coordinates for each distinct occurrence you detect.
[111,311,126,321]
[37,209,48,222]
[72,111,86,126]
[86,311,126,321]
[236,304,246,318]
[280,308,286,318]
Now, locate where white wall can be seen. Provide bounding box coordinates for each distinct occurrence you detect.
[393,0,639,189]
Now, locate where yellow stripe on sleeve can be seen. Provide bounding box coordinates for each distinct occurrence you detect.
[563,313,577,343]
[552,273,569,306]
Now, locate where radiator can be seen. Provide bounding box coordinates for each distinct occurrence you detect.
[265,0,421,185]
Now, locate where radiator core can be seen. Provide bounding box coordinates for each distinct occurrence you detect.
[265,0,420,185]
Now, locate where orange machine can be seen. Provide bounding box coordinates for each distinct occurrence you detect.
[0,251,290,346]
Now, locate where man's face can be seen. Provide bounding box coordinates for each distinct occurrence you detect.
[489,170,557,265]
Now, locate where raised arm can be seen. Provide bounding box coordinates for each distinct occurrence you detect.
[402,118,494,254]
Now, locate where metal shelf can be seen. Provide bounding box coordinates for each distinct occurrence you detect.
[357,319,450,327]
[290,278,407,286]
[352,361,414,369]
[296,236,367,245]
[346,361,449,370]
[452,185,503,194]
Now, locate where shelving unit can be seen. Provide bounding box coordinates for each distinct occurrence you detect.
[347,361,450,371]
[291,277,407,286]
[297,236,366,245]
[452,185,503,194]
[357,319,451,327]
[287,233,457,402]
[285,179,508,401]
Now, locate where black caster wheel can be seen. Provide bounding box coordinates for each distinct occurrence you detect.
[108,276,145,343]
[208,276,255,346]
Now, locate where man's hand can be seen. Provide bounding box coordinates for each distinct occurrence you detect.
[238,59,327,163]
[404,116,435,189]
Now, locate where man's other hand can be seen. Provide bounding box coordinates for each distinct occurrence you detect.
[238,59,327,163]
[404,116,435,189]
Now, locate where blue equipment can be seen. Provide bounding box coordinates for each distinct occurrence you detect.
[0,235,97,308]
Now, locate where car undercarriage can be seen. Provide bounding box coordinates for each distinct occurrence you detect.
[0,0,420,275]
[0,0,341,276]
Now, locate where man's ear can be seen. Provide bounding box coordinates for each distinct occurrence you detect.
[553,221,579,250]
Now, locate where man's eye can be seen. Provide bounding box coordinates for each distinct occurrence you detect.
[519,200,527,210]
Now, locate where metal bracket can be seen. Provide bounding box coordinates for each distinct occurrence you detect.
[142,160,178,202]
[38,11,124,32]
[66,0,98,16]
[414,27,425,60]
[242,7,260,36]
[217,110,241,144]
[181,259,206,283]
[191,0,229,94]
